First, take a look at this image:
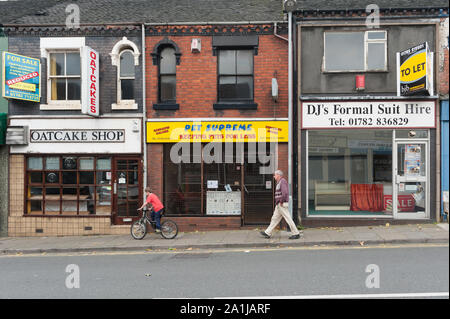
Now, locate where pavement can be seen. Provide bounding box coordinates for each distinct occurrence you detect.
[0,223,448,255]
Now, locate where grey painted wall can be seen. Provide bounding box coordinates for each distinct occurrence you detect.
[8,35,143,116]
[300,24,436,95]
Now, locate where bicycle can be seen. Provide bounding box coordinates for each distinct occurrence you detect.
[131,208,178,240]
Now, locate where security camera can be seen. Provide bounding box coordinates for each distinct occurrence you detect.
[408,131,416,138]
[283,0,297,12]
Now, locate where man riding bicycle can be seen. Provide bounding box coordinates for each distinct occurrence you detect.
[138,187,164,233]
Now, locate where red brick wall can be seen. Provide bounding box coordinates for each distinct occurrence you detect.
[440,49,449,95]
[145,27,289,228]
[145,30,288,118]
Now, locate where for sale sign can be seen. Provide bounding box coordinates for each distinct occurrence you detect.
[2,52,41,102]
[397,42,433,96]
[81,46,99,117]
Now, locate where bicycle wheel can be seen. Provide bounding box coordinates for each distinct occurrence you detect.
[131,220,147,240]
[160,220,178,239]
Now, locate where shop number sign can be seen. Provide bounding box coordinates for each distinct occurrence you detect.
[301,101,435,129]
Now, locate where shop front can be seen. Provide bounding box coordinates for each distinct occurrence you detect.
[146,119,288,230]
[300,100,437,223]
[7,117,142,236]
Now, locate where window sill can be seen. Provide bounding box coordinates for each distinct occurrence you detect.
[112,101,138,110]
[322,70,388,74]
[153,103,179,110]
[213,102,257,110]
[40,103,82,110]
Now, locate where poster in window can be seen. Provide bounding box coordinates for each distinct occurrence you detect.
[405,144,421,177]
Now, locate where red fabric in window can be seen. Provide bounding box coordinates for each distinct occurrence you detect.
[351,184,384,212]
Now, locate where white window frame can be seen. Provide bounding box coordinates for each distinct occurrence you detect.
[40,37,85,110]
[110,37,140,110]
[46,50,82,107]
[323,30,387,73]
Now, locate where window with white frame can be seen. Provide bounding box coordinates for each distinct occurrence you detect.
[323,30,387,72]
[48,51,81,101]
[110,37,140,110]
[40,37,85,110]
[119,49,135,101]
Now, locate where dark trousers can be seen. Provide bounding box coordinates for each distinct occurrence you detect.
[151,209,163,229]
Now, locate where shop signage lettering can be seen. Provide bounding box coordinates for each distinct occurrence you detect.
[301,101,435,129]
[397,42,433,96]
[81,46,99,117]
[384,195,415,212]
[2,52,41,102]
[147,120,289,143]
[30,130,125,143]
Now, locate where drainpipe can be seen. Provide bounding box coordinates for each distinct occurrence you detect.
[142,23,147,190]
[288,11,294,219]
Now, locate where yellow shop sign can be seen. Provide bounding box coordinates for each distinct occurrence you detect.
[146,120,289,143]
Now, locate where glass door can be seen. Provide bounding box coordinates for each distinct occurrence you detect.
[393,141,429,219]
[112,157,142,224]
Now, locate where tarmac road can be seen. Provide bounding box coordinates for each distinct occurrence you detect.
[0,244,448,299]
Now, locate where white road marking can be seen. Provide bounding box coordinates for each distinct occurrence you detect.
[218,292,449,299]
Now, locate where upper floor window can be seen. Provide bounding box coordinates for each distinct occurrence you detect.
[119,49,135,101]
[159,46,177,103]
[151,38,181,110]
[40,37,85,110]
[323,30,387,72]
[218,49,254,101]
[110,37,140,110]
[48,52,81,101]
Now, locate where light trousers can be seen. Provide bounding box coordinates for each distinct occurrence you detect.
[265,203,300,236]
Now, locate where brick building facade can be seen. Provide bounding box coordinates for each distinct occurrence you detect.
[144,24,289,231]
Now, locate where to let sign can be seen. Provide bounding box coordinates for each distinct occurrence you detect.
[81,46,99,117]
[397,42,433,96]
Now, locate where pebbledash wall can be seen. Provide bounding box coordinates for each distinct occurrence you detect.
[144,24,290,231]
[5,26,145,236]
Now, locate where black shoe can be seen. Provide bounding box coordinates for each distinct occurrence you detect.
[289,234,300,240]
[260,231,271,238]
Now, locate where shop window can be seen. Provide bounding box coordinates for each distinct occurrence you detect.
[25,156,112,216]
[163,144,201,215]
[110,37,140,110]
[48,52,81,101]
[323,30,387,72]
[307,130,393,216]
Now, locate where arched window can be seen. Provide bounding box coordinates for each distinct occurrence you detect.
[110,37,140,110]
[119,49,135,101]
[159,46,176,103]
[151,38,181,110]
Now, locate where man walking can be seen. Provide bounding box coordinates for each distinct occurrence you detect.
[260,170,301,239]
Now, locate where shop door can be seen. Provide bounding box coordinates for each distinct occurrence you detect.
[112,158,142,224]
[243,162,274,225]
[393,141,429,219]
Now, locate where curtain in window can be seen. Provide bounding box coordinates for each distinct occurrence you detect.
[350,184,384,212]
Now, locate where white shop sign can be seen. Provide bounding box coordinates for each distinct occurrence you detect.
[9,118,141,154]
[302,101,435,129]
[81,46,100,117]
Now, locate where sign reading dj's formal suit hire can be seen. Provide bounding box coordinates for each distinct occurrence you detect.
[81,46,99,117]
